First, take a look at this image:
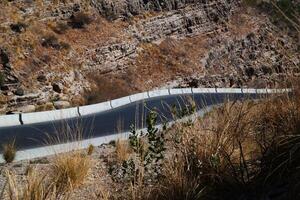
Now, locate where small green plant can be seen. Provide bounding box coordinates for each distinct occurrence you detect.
[144,111,166,164]
[2,140,16,163]
[129,124,145,156]
[87,144,94,155]
[129,111,166,166]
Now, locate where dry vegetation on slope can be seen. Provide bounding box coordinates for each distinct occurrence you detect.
[1,85,300,199]
[0,0,299,113]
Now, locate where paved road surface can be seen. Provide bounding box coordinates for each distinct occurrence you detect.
[0,92,260,152]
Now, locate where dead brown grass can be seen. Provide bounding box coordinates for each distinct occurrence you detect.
[2,140,16,163]
[115,139,131,163]
[150,89,300,200]
[50,151,91,194]
[4,168,57,200]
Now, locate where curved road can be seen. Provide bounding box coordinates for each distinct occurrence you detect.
[0,92,261,154]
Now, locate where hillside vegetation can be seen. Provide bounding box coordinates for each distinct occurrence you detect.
[0,85,299,199]
[0,0,299,113]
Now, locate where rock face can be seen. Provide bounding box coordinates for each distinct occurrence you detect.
[84,0,239,73]
[191,25,300,88]
[91,0,234,20]
[0,0,299,114]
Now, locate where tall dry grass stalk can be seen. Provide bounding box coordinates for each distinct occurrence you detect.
[3,168,57,200]
[2,152,92,200]
[115,139,131,163]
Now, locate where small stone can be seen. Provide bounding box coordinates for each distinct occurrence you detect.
[15,88,24,96]
[53,101,70,109]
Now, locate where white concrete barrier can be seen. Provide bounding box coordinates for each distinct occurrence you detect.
[256,88,268,94]
[0,114,21,127]
[129,92,149,102]
[22,108,79,124]
[170,88,193,95]
[242,88,256,94]
[275,88,292,93]
[192,88,217,93]
[216,88,243,93]
[148,89,170,97]
[111,96,131,108]
[0,104,215,163]
[79,101,112,116]
[9,132,131,162]
[0,88,291,127]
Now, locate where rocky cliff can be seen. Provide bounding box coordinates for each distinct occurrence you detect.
[0,0,299,113]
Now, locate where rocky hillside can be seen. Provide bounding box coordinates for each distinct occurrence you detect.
[0,0,299,113]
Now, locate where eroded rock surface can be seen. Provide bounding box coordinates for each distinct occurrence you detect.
[0,0,298,113]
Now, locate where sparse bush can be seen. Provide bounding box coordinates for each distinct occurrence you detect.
[41,35,59,49]
[59,41,71,50]
[10,22,26,33]
[2,140,16,163]
[108,111,166,199]
[41,35,70,50]
[150,89,300,200]
[68,12,92,29]
[52,22,69,34]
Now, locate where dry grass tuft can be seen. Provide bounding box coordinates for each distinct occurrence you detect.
[151,154,205,200]
[51,152,91,194]
[4,168,56,200]
[2,140,16,163]
[96,186,111,200]
[150,89,300,200]
[1,151,92,199]
[115,139,131,163]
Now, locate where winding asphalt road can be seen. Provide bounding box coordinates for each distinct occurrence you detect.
[0,92,260,153]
